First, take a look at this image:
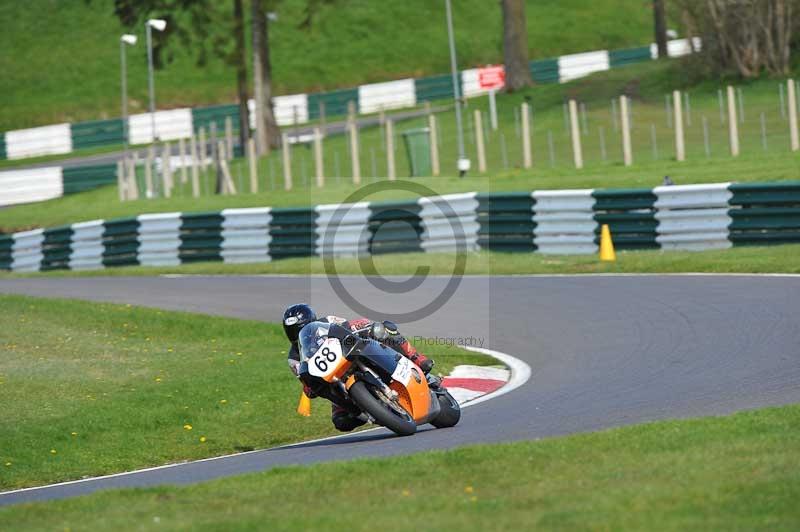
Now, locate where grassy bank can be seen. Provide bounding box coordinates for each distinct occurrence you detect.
[0,294,491,490]
[3,403,798,529]
[4,245,800,279]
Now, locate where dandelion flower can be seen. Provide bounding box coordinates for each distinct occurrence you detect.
[464,486,474,494]
[155,377,162,382]
[200,436,207,443]
[236,352,243,356]
[71,432,77,436]
[4,462,11,466]
[220,399,227,404]
[50,449,57,454]
[183,424,192,431]
[401,489,411,497]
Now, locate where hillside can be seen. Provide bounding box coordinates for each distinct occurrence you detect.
[0,0,660,131]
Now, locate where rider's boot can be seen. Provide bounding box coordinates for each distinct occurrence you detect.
[331,404,367,432]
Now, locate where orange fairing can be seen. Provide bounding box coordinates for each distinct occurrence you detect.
[323,357,351,383]
[390,369,431,423]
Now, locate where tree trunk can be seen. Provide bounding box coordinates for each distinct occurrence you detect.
[653,0,669,58]
[252,0,282,152]
[233,0,249,153]
[500,0,531,91]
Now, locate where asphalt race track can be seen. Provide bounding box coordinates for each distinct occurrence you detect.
[1,274,799,506]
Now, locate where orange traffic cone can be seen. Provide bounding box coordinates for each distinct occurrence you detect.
[599,224,616,262]
[297,392,312,417]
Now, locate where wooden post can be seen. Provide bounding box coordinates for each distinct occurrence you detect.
[349,117,361,184]
[319,101,326,136]
[282,133,293,190]
[521,102,532,169]
[788,79,799,151]
[620,95,633,166]
[145,145,154,198]
[128,154,139,200]
[190,133,200,198]
[568,100,583,169]
[162,142,173,198]
[727,86,740,156]
[673,90,685,162]
[313,127,324,187]
[178,137,188,184]
[428,114,440,176]
[218,141,236,194]
[386,119,396,181]
[198,127,208,171]
[224,116,234,160]
[474,109,486,173]
[248,137,258,193]
[489,90,498,131]
[116,160,125,201]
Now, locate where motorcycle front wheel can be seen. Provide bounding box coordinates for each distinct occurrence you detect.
[430,389,461,428]
[349,380,417,436]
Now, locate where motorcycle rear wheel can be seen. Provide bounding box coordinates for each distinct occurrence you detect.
[349,380,417,436]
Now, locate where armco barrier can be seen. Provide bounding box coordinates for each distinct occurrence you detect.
[4,181,796,273]
[1,38,698,162]
[1,163,117,207]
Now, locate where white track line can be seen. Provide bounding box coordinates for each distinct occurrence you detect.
[158,273,800,279]
[0,346,531,498]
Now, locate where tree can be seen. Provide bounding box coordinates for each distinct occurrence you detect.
[676,0,796,78]
[653,0,669,58]
[252,0,282,154]
[500,0,532,91]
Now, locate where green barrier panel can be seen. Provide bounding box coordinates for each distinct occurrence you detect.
[0,235,13,270]
[102,218,140,267]
[368,200,423,255]
[71,119,124,150]
[268,208,318,259]
[530,58,559,84]
[62,164,118,195]
[41,225,73,271]
[729,182,800,245]
[476,192,536,252]
[593,189,658,249]
[415,74,457,103]
[179,212,224,263]
[308,88,358,120]
[728,181,800,206]
[192,104,240,134]
[0,133,6,160]
[401,128,432,177]
[609,46,652,68]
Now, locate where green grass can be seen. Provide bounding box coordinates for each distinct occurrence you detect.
[3,59,800,233]
[2,403,798,530]
[0,294,493,490]
[0,0,659,131]
[4,246,800,279]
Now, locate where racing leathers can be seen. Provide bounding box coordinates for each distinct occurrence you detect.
[287,315,433,432]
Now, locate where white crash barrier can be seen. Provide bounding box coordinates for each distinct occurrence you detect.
[5,124,72,160]
[248,95,309,129]
[460,68,489,98]
[418,193,480,253]
[358,79,416,114]
[315,202,371,257]
[0,166,63,206]
[69,219,105,270]
[11,229,44,272]
[129,109,193,145]
[654,183,733,250]
[220,208,272,263]
[136,212,182,266]
[533,190,598,254]
[558,50,610,83]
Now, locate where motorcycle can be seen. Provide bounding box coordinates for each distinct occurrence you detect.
[296,321,461,436]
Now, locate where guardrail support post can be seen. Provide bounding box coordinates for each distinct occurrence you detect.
[727,86,740,156]
[282,133,293,190]
[788,79,799,151]
[314,126,324,187]
[162,142,172,198]
[190,133,200,198]
[521,102,532,169]
[428,114,439,176]
[474,109,486,173]
[386,119,396,181]
[673,90,685,162]
[145,145,155,198]
[128,154,139,200]
[248,137,259,193]
[224,116,234,160]
[620,95,633,166]
[569,99,583,169]
[349,117,361,185]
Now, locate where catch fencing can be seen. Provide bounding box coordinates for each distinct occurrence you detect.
[2,180,798,272]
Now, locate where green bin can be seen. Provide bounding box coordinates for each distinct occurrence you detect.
[401,128,431,177]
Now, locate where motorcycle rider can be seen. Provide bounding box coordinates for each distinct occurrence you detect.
[282,303,434,432]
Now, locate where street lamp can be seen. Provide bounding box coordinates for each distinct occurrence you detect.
[120,34,137,155]
[445,0,469,177]
[146,18,167,142]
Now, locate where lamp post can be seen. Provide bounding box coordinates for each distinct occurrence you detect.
[146,18,167,142]
[120,34,137,155]
[445,0,469,177]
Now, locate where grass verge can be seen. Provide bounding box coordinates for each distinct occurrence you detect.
[2,403,798,530]
[0,294,493,490]
[4,245,800,279]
